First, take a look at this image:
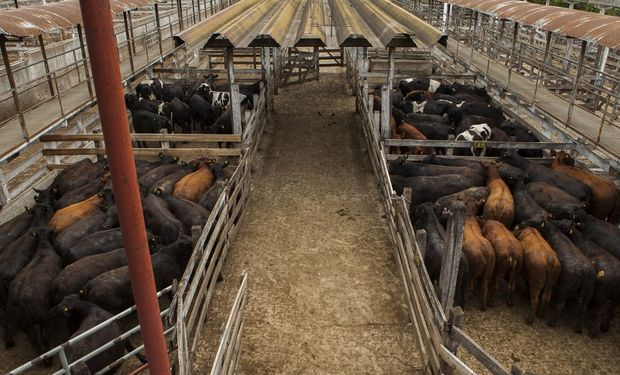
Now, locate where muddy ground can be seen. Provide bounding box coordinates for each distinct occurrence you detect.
[193,70,422,374]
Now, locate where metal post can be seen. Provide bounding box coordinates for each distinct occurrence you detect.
[123,12,135,74]
[210,0,214,15]
[0,35,28,140]
[78,2,171,374]
[444,4,451,34]
[77,24,93,99]
[154,4,163,57]
[191,0,196,24]
[532,31,552,106]
[127,10,136,54]
[387,46,395,118]
[272,47,280,95]
[37,35,55,96]
[496,19,505,59]
[468,11,478,70]
[226,47,241,136]
[567,40,587,125]
[507,22,519,87]
[177,0,184,30]
[196,0,202,21]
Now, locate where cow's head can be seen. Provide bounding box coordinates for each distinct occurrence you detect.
[203,74,218,90]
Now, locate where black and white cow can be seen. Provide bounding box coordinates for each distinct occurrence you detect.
[401,99,458,119]
[136,78,164,100]
[399,78,455,96]
[454,123,492,156]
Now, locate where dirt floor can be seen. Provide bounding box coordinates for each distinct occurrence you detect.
[457,287,620,375]
[193,70,422,374]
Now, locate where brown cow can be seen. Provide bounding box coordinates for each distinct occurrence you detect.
[173,165,215,203]
[481,162,514,227]
[398,122,432,155]
[48,193,103,233]
[514,226,561,324]
[551,151,620,222]
[480,219,523,306]
[462,216,495,309]
[389,114,402,154]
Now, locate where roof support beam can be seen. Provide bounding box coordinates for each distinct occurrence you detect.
[532,31,552,106]
[38,35,55,97]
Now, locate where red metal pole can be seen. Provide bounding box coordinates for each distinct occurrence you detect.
[77,2,171,375]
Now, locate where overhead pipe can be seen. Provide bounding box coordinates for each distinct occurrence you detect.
[77,1,171,375]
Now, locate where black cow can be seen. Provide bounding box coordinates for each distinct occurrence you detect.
[404,113,449,125]
[389,158,485,185]
[83,237,192,313]
[136,78,164,100]
[143,193,184,245]
[450,102,505,126]
[124,94,162,115]
[498,120,542,158]
[52,248,128,304]
[199,181,225,211]
[161,97,193,134]
[131,110,172,147]
[401,100,456,119]
[538,220,595,333]
[55,175,108,210]
[501,152,592,206]
[54,210,106,254]
[139,162,184,192]
[457,115,500,130]
[512,176,551,227]
[61,228,126,263]
[0,204,51,249]
[555,221,620,336]
[161,194,210,234]
[414,202,469,307]
[391,174,481,206]
[51,159,109,198]
[450,82,491,101]
[189,94,220,131]
[574,210,620,260]
[50,295,127,374]
[7,227,63,359]
[162,82,186,102]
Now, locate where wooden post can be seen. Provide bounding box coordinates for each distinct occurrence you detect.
[0,169,10,206]
[226,48,242,137]
[445,306,464,353]
[77,24,93,99]
[38,35,54,96]
[567,40,587,126]
[123,11,135,74]
[416,229,427,258]
[0,35,28,140]
[380,86,390,140]
[438,201,465,314]
[191,225,202,248]
[373,110,381,141]
[272,47,280,95]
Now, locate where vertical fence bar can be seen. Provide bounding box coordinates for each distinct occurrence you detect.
[0,35,28,140]
[507,22,519,87]
[567,40,587,126]
[123,11,135,74]
[78,2,171,374]
[37,35,55,96]
[77,24,94,99]
[532,31,552,106]
[154,4,163,57]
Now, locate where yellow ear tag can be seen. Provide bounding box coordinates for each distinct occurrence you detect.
[63,307,69,312]
[569,229,573,235]
[596,270,605,279]
[541,222,545,228]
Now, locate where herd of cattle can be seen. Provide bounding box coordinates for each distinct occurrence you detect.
[391,147,620,337]
[0,154,231,372]
[126,74,263,140]
[385,78,620,337]
[374,78,541,157]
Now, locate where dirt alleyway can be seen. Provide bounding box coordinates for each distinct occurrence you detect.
[195,69,422,374]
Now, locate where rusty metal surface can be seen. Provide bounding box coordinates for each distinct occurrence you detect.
[0,0,155,37]
[444,0,620,49]
[175,0,446,49]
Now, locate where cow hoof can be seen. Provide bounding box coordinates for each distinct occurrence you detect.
[4,341,15,349]
[547,319,557,327]
[588,329,599,338]
[525,316,534,325]
[507,301,513,307]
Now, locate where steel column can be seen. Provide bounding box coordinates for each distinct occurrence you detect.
[123,12,135,74]
[507,22,519,87]
[77,24,93,99]
[567,40,587,125]
[177,0,184,30]
[468,11,478,70]
[532,31,552,106]
[210,0,214,15]
[37,35,55,96]
[78,2,171,375]
[154,4,163,57]
[0,35,28,140]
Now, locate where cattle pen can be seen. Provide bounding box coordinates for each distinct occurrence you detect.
[0,0,619,375]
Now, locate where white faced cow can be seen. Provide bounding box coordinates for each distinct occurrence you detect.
[455,123,492,156]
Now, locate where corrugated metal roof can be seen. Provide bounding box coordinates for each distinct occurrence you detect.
[443,0,620,49]
[174,0,447,49]
[0,0,155,37]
